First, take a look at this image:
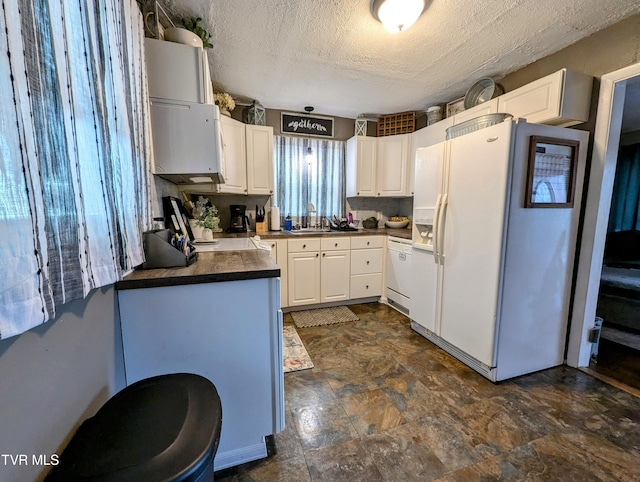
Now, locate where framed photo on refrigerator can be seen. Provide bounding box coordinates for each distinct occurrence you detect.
[524,136,579,208]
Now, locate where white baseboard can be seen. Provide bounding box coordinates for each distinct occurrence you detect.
[214,441,267,471]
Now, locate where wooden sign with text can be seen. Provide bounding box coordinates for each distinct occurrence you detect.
[281,112,334,138]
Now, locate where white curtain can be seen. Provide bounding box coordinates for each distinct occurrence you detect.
[274,136,345,222]
[0,0,152,339]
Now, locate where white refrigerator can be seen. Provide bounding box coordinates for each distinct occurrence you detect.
[411,119,588,381]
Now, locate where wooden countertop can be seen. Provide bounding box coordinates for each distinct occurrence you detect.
[117,250,280,290]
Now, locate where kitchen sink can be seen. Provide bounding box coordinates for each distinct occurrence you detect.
[286,229,346,235]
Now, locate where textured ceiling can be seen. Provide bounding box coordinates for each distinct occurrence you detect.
[160,0,640,118]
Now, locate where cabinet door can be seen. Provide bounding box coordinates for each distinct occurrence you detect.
[452,98,499,125]
[439,121,513,366]
[321,250,350,303]
[377,134,409,196]
[355,136,377,196]
[498,70,563,125]
[288,251,320,306]
[145,39,206,103]
[246,125,274,195]
[218,116,247,194]
[273,239,288,308]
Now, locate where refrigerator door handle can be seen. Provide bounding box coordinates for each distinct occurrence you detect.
[437,194,448,263]
[433,194,443,263]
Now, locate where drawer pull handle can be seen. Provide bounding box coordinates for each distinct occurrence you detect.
[367,242,370,246]
[366,285,369,289]
[316,253,319,257]
[322,253,325,257]
[334,243,338,247]
[303,244,306,248]
[366,260,370,265]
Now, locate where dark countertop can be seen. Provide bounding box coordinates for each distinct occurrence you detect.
[117,228,411,291]
[117,250,280,290]
[217,227,412,241]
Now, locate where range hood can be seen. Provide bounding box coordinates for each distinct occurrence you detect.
[150,99,225,185]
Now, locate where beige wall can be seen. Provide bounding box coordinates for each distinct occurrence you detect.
[230,107,356,141]
[0,287,125,482]
[501,14,640,92]
[500,13,640,135]
[264,108,356,141]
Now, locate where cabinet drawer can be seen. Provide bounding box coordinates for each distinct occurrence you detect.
[350,273,382,298]
[288,238,321,252]
[351,236,384,249]
[351,248,383,274]
[321,237,350,251]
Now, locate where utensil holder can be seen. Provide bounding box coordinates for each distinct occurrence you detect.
[140,229,197,269]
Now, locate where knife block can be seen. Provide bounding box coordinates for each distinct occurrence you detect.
[255,221,267,234]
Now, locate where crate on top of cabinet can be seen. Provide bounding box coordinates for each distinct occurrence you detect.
[377,111,416,136]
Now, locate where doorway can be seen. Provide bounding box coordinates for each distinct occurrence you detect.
[589,80,640,389]
[567,63,640,387]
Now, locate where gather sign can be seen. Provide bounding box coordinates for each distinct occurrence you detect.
[281,112,334,138]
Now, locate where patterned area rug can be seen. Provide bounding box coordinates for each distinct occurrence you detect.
[291,306,359,328]
[283,325,314,373]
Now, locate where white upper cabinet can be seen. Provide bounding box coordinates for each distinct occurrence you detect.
[145,38,213,104]
[498,69,592,127]
[217,116,247,194]
[186,117,274,196]
[452,98,499,124]
[346,134,411,197]
[377,134,410,196]
[410,118,453,195]
[245,125,274,195]
[346,136,377,197]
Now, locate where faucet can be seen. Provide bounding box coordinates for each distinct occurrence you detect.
[307,203,318,228]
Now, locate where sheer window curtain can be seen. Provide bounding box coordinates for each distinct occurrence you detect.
[273,136,345,223]
[608,143,640,232]
[0,0,152,339]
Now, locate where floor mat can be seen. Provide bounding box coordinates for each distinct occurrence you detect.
[290,306,359,328]
[283,325,314,373]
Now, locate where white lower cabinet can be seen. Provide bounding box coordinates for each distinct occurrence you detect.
[285,235,385,307]
[320,238,350,302]
[269,239,289,308]
[350,236,384,299]
[287,238,321,306]
[287,237,352,306]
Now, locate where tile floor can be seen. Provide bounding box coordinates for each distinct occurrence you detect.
[215,303,640,481]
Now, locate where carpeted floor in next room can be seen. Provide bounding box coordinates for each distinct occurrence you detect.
[215,302,640,482]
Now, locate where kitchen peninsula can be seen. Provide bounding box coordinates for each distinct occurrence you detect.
[116,250,284,470]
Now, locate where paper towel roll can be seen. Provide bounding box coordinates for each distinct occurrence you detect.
[270,206,280,231]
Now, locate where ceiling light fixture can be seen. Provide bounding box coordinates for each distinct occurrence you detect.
[370,0,426,33]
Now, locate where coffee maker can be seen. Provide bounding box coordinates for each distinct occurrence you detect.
[228,205,249,232]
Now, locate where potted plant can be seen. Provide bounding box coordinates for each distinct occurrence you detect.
[181,17,213,49]
[195,205,220,240]
[214,92,235,116]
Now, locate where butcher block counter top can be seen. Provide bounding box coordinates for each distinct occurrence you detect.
[116,250,280,290]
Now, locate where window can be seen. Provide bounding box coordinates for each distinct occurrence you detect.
[273,136,345,223]
[0,0,151,339]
